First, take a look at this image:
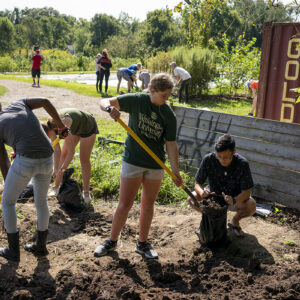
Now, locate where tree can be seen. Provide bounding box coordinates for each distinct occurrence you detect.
[73,19,91,54]
[90,14,120,46]
[0,17,15,54]
[143,9,181,53]
[179,0,229,47]
[233,0,294,47]
[20,17,41,49]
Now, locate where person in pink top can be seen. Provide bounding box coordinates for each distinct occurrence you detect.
[138,69,150,90]
[32,49,43,87]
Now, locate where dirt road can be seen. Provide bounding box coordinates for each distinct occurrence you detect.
[0,80,299,300]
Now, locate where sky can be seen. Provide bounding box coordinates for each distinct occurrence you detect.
[0,1,295,21]
[0,0,182,21]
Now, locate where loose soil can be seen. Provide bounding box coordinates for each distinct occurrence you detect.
[0,80,299,300]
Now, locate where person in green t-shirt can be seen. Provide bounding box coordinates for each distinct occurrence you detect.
[94,73,183,259]
[42,108,99,204]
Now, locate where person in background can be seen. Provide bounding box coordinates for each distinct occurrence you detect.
[32,49,43,88]
[170,62,191,103]
[139,69,151,90]
[188,134,256,237]
[128,63,142,73]
[116,67,137,94]
[0,98,68,261]
[95,53,102,92]
[128,63,142,87]
[44,108,99,204]
[94,73,183,259]
[99,49,112,94]
[247,80,259,116]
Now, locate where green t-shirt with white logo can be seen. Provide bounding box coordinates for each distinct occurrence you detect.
[117,93,177,169]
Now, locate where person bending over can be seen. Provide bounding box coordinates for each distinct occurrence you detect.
[116,67,137,94]
[0,98,68,261]
[44,108,98,204]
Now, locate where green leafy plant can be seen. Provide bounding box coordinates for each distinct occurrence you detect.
[16,208,24,219]
[284,241,296,247]
[214,33,261,94]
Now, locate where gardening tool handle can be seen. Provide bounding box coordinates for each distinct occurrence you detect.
[52,136,60,148]
[111,114,200,208]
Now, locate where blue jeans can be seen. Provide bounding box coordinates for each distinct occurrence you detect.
[2,155,53,233]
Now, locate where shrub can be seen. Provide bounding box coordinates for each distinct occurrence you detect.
[170,46,218,95]
[146,51,172,73]
[0,56,17,72]
[214,34,261,94]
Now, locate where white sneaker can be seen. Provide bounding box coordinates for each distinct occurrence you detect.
[82,191,91,204]
[48,186,59,197]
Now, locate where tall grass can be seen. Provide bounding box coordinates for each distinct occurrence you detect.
[1,49,139,73]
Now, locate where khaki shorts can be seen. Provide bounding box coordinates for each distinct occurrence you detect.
[121,161,164,180]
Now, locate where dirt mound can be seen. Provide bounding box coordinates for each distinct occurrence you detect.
[0,197,299,300]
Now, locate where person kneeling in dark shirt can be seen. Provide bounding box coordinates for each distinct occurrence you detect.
[188,134,256,237]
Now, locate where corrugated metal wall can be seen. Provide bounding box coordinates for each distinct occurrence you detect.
[257,22,300,124]
[174,106,300,210]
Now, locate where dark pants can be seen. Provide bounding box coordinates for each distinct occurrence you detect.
[96,71,100,91]
[99,70,110,93]
[179,78,191,102]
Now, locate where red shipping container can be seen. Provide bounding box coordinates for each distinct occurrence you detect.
[257,22,300,124]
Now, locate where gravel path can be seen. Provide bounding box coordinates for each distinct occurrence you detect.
[0,79,108,119]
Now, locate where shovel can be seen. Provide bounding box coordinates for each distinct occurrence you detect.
[106,108,200,208]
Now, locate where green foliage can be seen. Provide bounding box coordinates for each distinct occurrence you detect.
[284,241,296,247]
[146,51,172,73]
[170,46,218,95]
[0,56,17,72]
[232,0,294,48]
[110,57,139,72]
[103,34,143,59]
[214,33,261,94]
[291,87,300,104]
[143,9,181,53]
[16,208,24,219]
[0,17,15,54]
[90,14,120,47]
[0,48,140,73]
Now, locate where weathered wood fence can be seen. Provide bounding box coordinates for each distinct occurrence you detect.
[173,106,300,210]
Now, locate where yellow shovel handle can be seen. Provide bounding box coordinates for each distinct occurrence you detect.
[117,118,179,181]
[52,136,60,148]
[116,118,199,207]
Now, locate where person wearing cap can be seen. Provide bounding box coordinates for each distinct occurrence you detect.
[247,80,259,116]
[128,63,142,87]
[170,62,191,103]
[95,53,102,92]
[32,49,43,88]
[116,67,137,94]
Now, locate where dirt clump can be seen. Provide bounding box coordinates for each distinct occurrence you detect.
[201,195,227,210]
[0,196,299,300]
